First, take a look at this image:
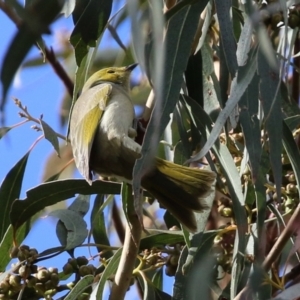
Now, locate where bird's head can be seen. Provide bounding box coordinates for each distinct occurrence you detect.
[82,63,138,93]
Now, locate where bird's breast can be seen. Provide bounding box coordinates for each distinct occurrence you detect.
[89,88,139,180]
[100,90,135,139]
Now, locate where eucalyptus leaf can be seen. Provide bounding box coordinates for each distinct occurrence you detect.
[10,179,121,234]
[90,194,113,258]
[39,119,60,156]
[94,247,122,299]
[215,0,238,77]
[50,209,88,250]
[64,275,94,300]
[0,0,63,110]
[258,48,282,200]
[70,0,112,66]
[0,151,30,240]
[133,0,209,214]
[0,127,12,139]
[188,48,257,163]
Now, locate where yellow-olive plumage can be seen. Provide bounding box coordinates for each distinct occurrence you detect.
[70,64,216,232]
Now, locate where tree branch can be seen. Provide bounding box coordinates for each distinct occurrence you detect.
[109,185,142,300]
[0,1,74,97]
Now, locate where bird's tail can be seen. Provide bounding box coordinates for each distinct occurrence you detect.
[141,158,216,232]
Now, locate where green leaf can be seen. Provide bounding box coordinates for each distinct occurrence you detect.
[127,0,148,71]
[201,42,221,118]
[50,209,88,249]
[133,0,209,211]
[152,268,163,291]
[39,119,60,156]
[239,74,261,181]
[55,195,90,249]
[284,115,300,131]
[282,120,300,190]
[68,194,90,216]
[215,0,238,77]
[90,194,113,258]
[137,270,156,300]
[174,103,192,158]
[188,48,257,163]
[70,0,113,66]
[236,17,252,66]
[64,275,94,300]
[1,26,36,110]
[175,231,218,299]
[10,179,121,234]
[0,151,30,240]
[0,223,29,271]
[164,0,197,21]
[93,247,122,299]
[257,48,282,200]
[140,231,184,250]
[0,127,12,139]
[0,0,63,110]
[173,246,188,299]
[183,94,247,296]
[138,270,172,300]
[121,182,132,224]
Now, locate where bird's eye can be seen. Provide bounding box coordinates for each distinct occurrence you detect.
[107,70,115,74]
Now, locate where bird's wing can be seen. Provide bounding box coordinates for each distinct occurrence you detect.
[71,83,112,183]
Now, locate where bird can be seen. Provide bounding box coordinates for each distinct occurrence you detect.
[69,63,216,232]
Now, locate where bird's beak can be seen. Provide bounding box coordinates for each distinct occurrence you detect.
[126,63,138,72]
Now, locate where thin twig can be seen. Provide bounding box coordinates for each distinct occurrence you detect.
[14,97,68,141]
[44,47,74,97]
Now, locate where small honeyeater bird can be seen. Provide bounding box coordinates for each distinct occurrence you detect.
[70,63,216,232]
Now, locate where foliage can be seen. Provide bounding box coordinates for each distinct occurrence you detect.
[1,0,300,299]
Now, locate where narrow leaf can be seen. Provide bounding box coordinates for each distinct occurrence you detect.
[133,0,209,210]
[1,26,36,109]
[70,0,112,66]
[0,223,29,271]
[257,48,282,199]
[10,179,121,233]
[188,48,257,163]
[39,119,60,156]
[140,231,184,250]
[91,194,113,258]
[0,127,12,139]
[137,270,156,300]
[215,0,238,77]
[152,268,163,291]
[282,120,300,191]
[0,151,30,240]
[0,0,63,110]
[94,247,122,299]
[64,275,94,300]
[239,74,261,181]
